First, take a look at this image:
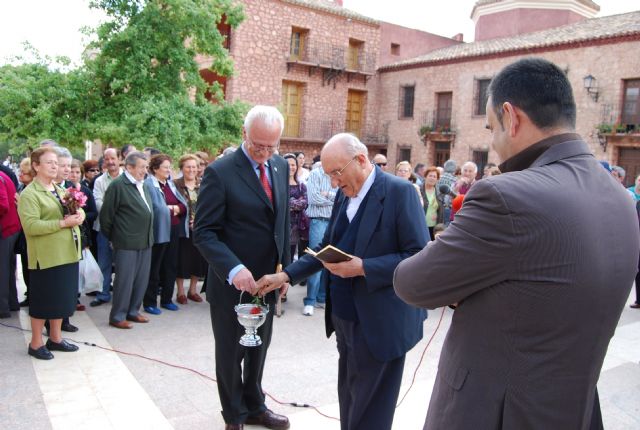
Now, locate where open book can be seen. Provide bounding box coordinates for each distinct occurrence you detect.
[305,245,353,264]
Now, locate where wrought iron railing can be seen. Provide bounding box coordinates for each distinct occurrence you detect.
[288,41,376,74]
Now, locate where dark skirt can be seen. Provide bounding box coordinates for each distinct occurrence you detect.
[29,262,78,319]
[177,235,207,278]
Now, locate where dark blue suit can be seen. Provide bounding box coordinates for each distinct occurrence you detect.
[285,166,428,429]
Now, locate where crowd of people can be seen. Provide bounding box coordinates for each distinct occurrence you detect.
[0,57,639,430]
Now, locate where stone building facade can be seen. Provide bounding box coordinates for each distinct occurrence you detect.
[196,0,640,182]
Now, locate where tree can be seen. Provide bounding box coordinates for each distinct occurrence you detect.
[87,0,246,157]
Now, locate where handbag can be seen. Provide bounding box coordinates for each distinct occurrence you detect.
[78,249,103,293]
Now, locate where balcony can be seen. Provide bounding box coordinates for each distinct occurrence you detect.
[286,41,376,88]
[418,110,457,144]
[281,118,387,146]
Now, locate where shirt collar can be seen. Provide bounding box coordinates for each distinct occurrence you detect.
[241,142,269,169]
[124,170,144,186]
[353,166,376,201]
[499,133,581,173]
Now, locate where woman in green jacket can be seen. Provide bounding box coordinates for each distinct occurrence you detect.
[17,147,84,360]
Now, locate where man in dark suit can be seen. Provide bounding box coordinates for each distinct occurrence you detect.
[194,105,290,430]
[258,133,428,430]
[394,58,640,429]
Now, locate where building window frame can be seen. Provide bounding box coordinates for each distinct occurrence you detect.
[290,27,308,61]
[397,146,412,164]
[621,78,640,129]
[473,78,492,117]
[435,92,453,130]
[390,43,400,56]
[472,150,489,179]
[398,84,415,119]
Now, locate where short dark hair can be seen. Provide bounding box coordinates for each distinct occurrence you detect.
[488,58,576,130]
[148,153,171,173]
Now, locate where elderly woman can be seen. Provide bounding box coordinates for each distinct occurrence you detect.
[143,154,189,314]
[18,147,84,360]
[422,166,444,240]
[396,161,424,207]
[174,154,207,304]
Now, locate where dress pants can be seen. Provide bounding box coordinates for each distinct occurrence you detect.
[110,248,152,323]
[143,225,179,307]
[0,232,19,313]
[210,298,274,424]
[332,314,405,430]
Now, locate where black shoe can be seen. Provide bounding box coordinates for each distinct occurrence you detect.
[46,339,79,352]
[28,345,54,360]
[19,299,29,307]
[86,291,99,297]
[61,322,79,333]
[0,311,10,319]
[90,298,108,307]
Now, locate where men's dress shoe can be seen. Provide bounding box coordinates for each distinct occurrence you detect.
[61,322,79,332]
[90,298,108,307]
[161,302,179,311]
[187,292,203,302]
[126,314,149,323]
[86,291,98,296]
[631,303,640,309]
[302,305,314,316]
[224,425,243,430]
[109,320,133,329]
[46,339,79,352]
[0,311,10,319]
[176,294,188,305]
[144,306,162,315]
[245,409,290,430]
[28,345,54,360]
[19,298,29,307]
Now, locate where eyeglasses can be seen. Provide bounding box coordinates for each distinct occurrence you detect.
[328,156,357,178]
[376,162,387,167]
[88,169,99,172]
[247,136,279,154]
[396,169,410,174]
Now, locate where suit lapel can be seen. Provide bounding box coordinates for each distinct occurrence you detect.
[234,149,272,208]
[329,193,349,244]
[268,157,280,213]
[355,169,385,256]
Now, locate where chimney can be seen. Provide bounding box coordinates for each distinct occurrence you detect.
[452,33,464,42]
[334,0,343,6]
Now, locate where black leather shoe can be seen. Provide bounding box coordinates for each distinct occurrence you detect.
[61,322,79,333]
[46,339,79,352]
[19,298,29,307]
[90,298,108,307]
[0,311,10,319]
[245,409,290,430]
[224,425,243,430]
[86,291,98,296]
[28,345,54,360]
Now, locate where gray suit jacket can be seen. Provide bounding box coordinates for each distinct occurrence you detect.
[394,139,639,429]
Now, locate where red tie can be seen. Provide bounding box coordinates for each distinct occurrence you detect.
[258,163,273,205]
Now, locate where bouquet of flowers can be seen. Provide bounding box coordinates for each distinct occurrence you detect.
[62,186,88,215]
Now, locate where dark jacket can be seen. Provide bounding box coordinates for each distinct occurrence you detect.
[99,173,153,250]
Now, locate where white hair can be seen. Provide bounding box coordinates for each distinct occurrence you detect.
[325,133,368,157]
[462,161,478,173]
[54,147,72,160]
[244,105,284,136]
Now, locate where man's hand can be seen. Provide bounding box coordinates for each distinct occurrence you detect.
[256,272,289,296]
[232,268,258,295]
[323,256,365,278]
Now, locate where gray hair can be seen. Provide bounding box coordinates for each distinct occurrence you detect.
[244,105,284,136]
[222,146,237,157]
[104,147,118,157]
[611,165,626,178]
[39,139,59,147]
[326,133,368,157]
[462,161,478,173]
[54,147,72,160]
[124,151,147,167]
[443,159,457,173]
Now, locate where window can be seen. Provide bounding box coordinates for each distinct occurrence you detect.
[290,27,308,61]
[472,150,488,179]
[399,85,415,119]
[435,92,452,130]
[282,81,303,137]
[474,78,491,116]
[391,43,400,56]
[398,147,411,164]
[622,79,640,127]
[347,39,363,70]
[434,143,450,167]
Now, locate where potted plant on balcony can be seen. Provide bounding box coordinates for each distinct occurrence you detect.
[418,125,432,138]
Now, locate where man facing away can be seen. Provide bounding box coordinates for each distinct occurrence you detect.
[394,57,639,429]
[258,133,428,430]
[194,105,291,430]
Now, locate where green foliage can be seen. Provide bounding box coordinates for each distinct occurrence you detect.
[0,0,246,159]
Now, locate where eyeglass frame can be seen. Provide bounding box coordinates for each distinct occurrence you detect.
[328,156,358,179]
[246,135,279,154]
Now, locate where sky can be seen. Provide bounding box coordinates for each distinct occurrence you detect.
[0,0,638,66]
